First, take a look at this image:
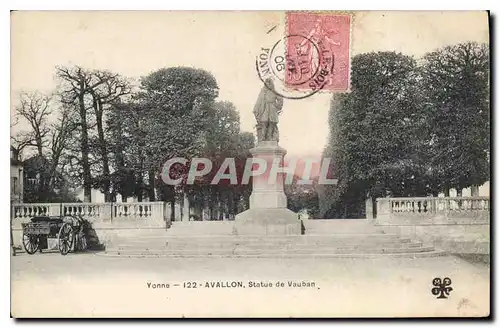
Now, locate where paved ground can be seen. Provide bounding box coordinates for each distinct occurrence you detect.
[11,252,490,318]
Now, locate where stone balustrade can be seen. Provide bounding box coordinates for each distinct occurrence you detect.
[388,197,489,214]
[12,203,56,219]
[376,197,490,224]
[11,202,170,227]
[375,196,490,254]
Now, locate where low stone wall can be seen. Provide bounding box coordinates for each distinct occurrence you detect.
[375,197,490,254]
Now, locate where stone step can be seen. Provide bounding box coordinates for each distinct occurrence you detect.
[99,247,444,259]
[166,220,386,236]
[301,219,380,228]
[166,222,235,235]
[119,233,407,241]
[109,234,412,248]
[113,241,422,250]
[303,230,383,235]
[107,246,434,255]
[106,243,435,254]
[112,237,416,249]
[97,251,446,259]
[96,220,441,259]
[125,231,404,238]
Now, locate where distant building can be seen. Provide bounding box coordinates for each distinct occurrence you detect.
[10,146,24,203]
[441,182,490,198]
[74,188,126,203]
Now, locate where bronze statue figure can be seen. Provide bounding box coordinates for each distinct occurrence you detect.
[253,79,284,142]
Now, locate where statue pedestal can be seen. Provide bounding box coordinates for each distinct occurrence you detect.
[234,141,301,235]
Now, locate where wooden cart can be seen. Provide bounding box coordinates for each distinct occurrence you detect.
[21,215,88,255]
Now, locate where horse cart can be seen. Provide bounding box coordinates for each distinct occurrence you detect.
[21,215,89,255]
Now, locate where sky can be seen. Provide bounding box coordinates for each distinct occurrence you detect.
[10,11,489,159]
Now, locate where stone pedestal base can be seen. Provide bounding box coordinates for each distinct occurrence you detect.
[234,208,301,235]
[233,140,300,235]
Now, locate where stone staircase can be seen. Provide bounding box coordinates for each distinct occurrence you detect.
[100,219,445,258]
[164,221,236,235]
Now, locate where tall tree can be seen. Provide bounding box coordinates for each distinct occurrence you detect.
[12,91,54,197]
[106,101,137,202]
[420,42,490,195]
[88,70,131,201]
[188,101,254,220]
[12,91,52,157]
[56,66,95,202]
[323,52,424,217]
[137,67,219,209]
[318,96,343,218]
[56,65,130,202]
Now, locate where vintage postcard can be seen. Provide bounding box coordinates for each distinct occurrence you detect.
[10,11,490,318]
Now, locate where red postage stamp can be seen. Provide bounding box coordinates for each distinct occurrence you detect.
[285,12,351,92]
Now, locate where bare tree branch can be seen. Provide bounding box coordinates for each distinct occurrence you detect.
[13,91,53,157]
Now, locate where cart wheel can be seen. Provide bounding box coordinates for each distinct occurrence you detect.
[58,222,74,255]
[22,234,39,255]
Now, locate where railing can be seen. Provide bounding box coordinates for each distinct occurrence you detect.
[63,203,104,218]
[376,196,490,224]
[112,202,165,219]
[12,203,55,218]
[11,202,170,225]
[386,197,490,214]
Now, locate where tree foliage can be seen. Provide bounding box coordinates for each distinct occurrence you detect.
[420,42,490,193]
[285,176,319,217]
[323,43,490,217]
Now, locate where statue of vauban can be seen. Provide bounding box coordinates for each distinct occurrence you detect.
[253,79,284,143]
